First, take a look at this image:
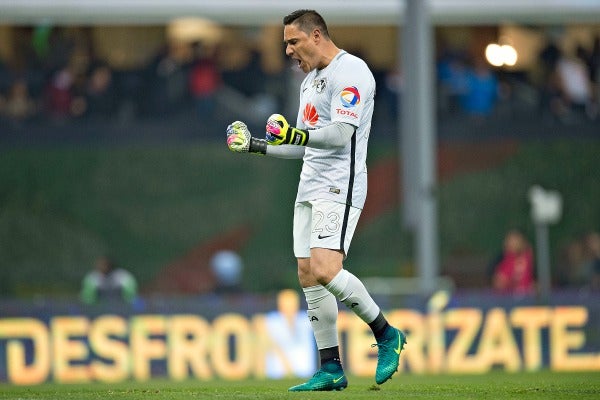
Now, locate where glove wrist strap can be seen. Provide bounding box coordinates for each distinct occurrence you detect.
[289,127,309,146]
[249,138,267,155]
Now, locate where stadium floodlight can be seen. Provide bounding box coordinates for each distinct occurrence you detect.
[485,43,518,67]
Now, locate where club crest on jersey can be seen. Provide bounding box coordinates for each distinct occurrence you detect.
[313,78,327,93]
[340,86,360,108]
[302,103,319,126]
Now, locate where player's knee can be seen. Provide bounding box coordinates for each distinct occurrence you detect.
[297,261,318,287]
[297,266,310,282]
[310,263,341,286]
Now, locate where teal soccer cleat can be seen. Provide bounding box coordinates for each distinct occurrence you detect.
[288,361,348,391]
[373,326,407,385]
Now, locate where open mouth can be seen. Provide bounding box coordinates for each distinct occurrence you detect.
[290,57,304,71]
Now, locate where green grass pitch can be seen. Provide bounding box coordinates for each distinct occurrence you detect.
[1,371,599,399]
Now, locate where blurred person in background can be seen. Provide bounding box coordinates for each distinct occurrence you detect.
[209,249,244,294]
[44,63,86,122]
[84,62,116,119]
[558,231,600,291]
[590,36,600,107]
[225,9,405,391]
[264,289,316,378]
[146,42,191,116]
[189,41,222,123]
[459,57,499,122]
[537,36,562,119]
[558,236,588,288]
[583,231,600,290]
[2,78,38,127]
[553,45,596,122]
[44,65,74,119]
[437,50,469,115]
[81,256,138,305]
[490,229,536,295]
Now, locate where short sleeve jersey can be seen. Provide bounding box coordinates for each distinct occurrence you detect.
[295,50,375,210]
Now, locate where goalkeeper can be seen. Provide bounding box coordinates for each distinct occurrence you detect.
[226,9,406,392]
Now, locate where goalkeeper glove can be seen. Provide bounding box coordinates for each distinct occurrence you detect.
[265,114,309,146]
[226,121,267,155]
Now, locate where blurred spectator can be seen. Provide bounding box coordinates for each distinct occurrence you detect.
[147,43,191,116]
[437,51,468,115]
[557,236,588,288]
[378,65,403,130]
[538,36,562,117]
[41,28,75,75]
[553,46,596,122]
[219,48,279,128]
[489,229,536,295]
[45,67,73,118]
[460,58,499,121]
[84,62,116,118]
[263,289,316,378]
[44,65,86,121]
[223,48,264,98]
[583,231,600,290]
[590,36,600,102]
[0,61,10,113]
[558,231,600,291]
[188,42,221,122]
[210,250,244,294]
[2,79,38,126]
[81,256,138,304]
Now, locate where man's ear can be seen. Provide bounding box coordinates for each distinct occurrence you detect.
[312,28,321,42]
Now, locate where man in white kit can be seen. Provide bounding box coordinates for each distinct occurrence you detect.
[225,9,406,391]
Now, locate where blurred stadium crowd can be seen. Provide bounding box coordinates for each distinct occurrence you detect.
[0,25,289,137]
[0,24,598,140]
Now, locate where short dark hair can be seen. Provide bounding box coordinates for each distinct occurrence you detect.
[283,9,330,39]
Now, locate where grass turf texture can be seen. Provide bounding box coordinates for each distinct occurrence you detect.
[1,371,599,399]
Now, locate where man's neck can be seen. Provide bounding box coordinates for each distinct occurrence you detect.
[317,45,341,70]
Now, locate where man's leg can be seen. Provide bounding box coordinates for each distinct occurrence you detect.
[310,248,406,385]
[288,258,347,391]
[323,265,407,384]
[307,200,407,385]
[309,248,388,335]
[303,284,340,364]
[288,203,347,391]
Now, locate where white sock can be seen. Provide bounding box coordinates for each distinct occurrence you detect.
[303,285,339,349]
[325,269,380,324]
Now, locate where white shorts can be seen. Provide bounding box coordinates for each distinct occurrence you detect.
[293,200,362,259]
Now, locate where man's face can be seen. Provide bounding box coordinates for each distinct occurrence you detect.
[504,232,525,254]
[284,23,318,73]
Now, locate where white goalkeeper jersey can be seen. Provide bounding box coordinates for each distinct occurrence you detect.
[295,50,375,209]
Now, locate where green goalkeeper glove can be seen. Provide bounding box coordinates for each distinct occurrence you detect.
[265,114,309,146]
[226,121,267,155]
